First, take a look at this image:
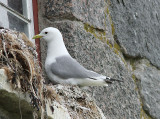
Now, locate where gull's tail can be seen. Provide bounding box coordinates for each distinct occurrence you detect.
[105,77,123,84]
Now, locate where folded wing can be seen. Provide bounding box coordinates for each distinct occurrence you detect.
[50,56,103,79]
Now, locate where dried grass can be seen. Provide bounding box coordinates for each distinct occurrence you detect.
[0,28,44,112]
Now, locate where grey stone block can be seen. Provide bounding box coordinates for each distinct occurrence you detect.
[134,59,160,119]
[44,0,106,30]
[40,21,141,119]
[108,0,160,68]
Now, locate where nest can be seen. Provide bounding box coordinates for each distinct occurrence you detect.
[0,28,44,111]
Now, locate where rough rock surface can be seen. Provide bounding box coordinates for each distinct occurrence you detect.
[134,59,160,119]
[46,85,106,119]
[0,69,34,119]
[0,29,106,119]
[45,0,106,30]
[0,69,107,119]
[37,0,160,119]
[108,1,160,118]
[39,20,141,119]
[108,0,160,68]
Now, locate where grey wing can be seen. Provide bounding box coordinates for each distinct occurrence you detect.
[50,56,102,79]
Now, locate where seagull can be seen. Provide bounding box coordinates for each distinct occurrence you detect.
[33,27,122,87]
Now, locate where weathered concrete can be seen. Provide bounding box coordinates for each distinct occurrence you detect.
[134,59,160,119]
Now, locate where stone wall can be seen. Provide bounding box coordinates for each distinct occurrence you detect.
[0,29,106,119]
[38,0,160,119]
[0,69,34,119]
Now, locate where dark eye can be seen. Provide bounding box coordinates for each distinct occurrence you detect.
[45,32,48,34]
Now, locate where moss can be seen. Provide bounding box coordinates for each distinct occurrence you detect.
[130,62,153,119]
[84,23,106,42]
[48,116,53,119]
[132,74,136,81]
[132,74,139,91]
[105,3,122,59]
[130,59,136,70]
[106,40,113,48]
[113,41,120,54]
[139,91,153,119]
[0,90,34,119]
[106,7,110,15]
[140,108,152,119]
[145,61,151,67]
[105,5,115,35]
[105,4,154,118]
[84,4,127,66]
[107,0,111,6]
[111,23,115,35]
[104,13,107,29]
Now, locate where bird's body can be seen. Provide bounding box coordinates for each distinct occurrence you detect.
[33,27,122,87]
[45,55,108,87]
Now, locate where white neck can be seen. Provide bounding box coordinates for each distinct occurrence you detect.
[46,37,69,61]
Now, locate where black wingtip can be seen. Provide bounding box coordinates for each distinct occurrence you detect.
[105,77,123,84]
[0,27,4,29]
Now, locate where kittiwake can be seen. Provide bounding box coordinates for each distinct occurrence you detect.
[32,27,122,87]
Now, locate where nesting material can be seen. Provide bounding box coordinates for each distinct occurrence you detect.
[45,85,106,119]
[0,28,106,119]
[0,28,44,111]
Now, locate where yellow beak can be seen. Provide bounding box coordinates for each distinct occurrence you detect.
[32,34,43,39]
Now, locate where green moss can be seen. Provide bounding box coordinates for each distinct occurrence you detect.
[105,5,115,35]
[111,23,115,35]
[132,74,139,91]
[0,90,34,119]
[113,41,121,52]
[106,7,110,15]
[145,61,151,67]
[84,2,128,67]
[130,64,153,119]
[106,39,127,66]
[132,74,136,81]
[139,90,153,119]
[106,4,154,114]
[140,108,152,119]
[48,116,53,119]
[130,59,136,70]
[84,23,106,42]
[106,40,113,48]
[114,49,119,55]
[105,3,124,62]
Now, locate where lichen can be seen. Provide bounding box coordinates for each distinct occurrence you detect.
[113,41,121,55]
[129,59,137,70]
[113,41,127,65]
[131,74,139,91]
[105,2,127,66]
[106,40,113,48]
[128,59,153,119]
[105,4,115,35]
[140,108,152,119]
[48,116,53,119]
[111,23,115,35]
[84,23,106,42]
[106,7,110,15]
[0,90,34,119]
[0,29,44,119]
